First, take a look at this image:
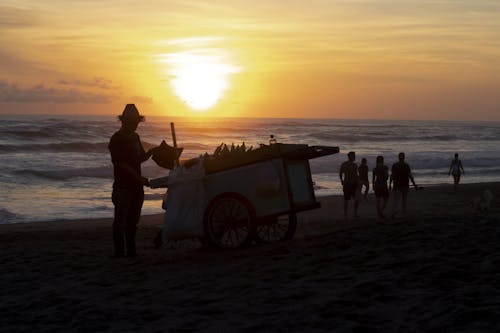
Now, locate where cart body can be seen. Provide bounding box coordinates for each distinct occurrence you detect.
[156,144,339,247]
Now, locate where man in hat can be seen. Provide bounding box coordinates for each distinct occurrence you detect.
[109,104,154,257]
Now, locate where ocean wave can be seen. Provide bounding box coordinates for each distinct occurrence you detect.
[14,166,113,180]
[0,122,112,142]
[0,142,109,153]
[306,131,500,143]
[0,208,20,224]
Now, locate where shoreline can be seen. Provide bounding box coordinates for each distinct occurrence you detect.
[1,181,498,227]
[0,182,500,227]
[1,181,499,332]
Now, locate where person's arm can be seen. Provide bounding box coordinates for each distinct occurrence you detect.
[459,160,464,174]
[389,166,394,190]
[117,161,150,186]
[409,165,417,188]
[410,173,417,188]
[448,161,452,176]
[138,139,153,163]
[372,169,375,189]
[339,164,344,185]
[141,148,153,163]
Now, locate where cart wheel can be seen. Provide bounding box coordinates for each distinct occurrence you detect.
[254,213,297,243]
[204,193,255,249]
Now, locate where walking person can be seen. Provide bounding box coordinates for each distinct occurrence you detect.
[448,153,465,190]
[389,152,418,218]
[372,156,389,219]
[339,151,359,220]
[109,104,155,257]
[358,157,369,201]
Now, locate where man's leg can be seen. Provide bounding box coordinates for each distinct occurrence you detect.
[112,189,131,257]
[354,197,359,217]
[401,189,408,215]
[392,189,401,217]
[125,190,144,257]
[376,196,384,218]
[344,199,349,219]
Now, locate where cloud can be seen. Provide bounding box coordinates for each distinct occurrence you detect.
[57,77,113,90]
[0,5,41,29]
[0,80,114,103]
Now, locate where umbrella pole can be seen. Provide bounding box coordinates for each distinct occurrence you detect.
[170,122,180,167]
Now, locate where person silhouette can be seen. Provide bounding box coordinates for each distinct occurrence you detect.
[448,153,465,190]
[372,156,389,219]
[339,151,359,219]
[389,152,418,218]
[108,104,154,257]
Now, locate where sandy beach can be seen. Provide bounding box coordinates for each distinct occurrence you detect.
[1,182,499,332]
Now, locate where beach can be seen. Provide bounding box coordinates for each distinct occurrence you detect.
[1,182,499,332]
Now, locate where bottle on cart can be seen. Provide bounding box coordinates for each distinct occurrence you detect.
[269,134,277,145]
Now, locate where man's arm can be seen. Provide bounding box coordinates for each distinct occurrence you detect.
[117,161,149,186]
[140,148,153,163]
[339,164,344,185]
[389,166,394,189]
[409,166,417,188]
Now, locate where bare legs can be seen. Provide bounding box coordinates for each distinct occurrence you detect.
[392,188,408,218]
[344,198,359,220]
[453,174,461,191]
[376,196,388,219]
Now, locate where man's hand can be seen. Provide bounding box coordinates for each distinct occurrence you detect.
[141,177,150,187]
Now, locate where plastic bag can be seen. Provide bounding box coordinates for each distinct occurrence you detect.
[162,158,206,240]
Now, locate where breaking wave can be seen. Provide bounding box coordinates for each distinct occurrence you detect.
[14,166,113,180]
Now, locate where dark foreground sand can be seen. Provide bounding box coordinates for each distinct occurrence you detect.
[1,182,500,332]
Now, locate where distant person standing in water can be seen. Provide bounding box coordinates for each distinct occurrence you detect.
[358,158,369,201]
[372,156,389,219]
[109,104,154,257]
[448,153,465,190]
[339,151,359,220]
[389,152,418,218]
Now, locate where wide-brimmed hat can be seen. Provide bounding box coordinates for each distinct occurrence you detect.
[118,104,145,122]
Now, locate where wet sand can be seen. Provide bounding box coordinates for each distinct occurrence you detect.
[1,182,499,332]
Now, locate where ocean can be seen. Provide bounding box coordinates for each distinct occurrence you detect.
[1,114,499,224]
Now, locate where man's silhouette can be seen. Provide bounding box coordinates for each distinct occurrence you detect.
[109,104,153,257]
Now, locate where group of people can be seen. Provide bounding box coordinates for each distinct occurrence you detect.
[339,151,465,220]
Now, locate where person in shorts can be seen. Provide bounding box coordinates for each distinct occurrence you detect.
[448,153,465,190]
[372,155,389,219]
[339,151,359,219]
[389,152,418,218]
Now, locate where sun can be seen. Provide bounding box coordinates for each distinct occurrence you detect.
[160,39,241,111]
[170,56,229,110]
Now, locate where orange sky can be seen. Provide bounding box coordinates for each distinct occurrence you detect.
[1,1,500,120]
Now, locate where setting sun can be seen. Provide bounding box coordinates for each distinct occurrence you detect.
[159,38,242,111]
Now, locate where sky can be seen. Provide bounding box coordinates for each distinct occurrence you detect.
[1,0,500,120]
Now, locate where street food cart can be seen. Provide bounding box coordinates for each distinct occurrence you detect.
[151,142,339,249]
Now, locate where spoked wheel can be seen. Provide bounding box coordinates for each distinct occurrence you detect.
[254,212,297,243]
[204,193,255,249]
